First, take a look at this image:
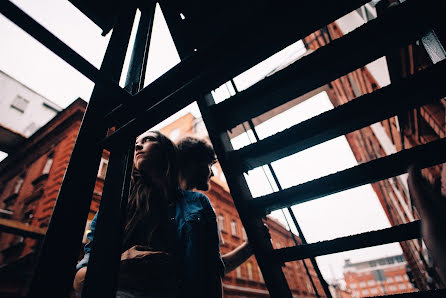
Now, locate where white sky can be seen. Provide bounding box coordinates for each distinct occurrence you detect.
[1,0,402,285]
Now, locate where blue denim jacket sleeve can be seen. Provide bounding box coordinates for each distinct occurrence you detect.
[198,193,225,276]
[76,212,97,270]
[182,191,225,297]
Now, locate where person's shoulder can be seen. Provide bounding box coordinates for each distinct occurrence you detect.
[181,190,214,211]
[181,189,209,201]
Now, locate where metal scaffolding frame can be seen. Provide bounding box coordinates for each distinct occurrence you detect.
[1,0,446,297]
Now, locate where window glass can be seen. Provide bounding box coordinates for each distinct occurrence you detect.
[13,176,25,194]
[218,214,225,231]
[42,155,54,174]
[97,159,108,179]
[236,266,242,278]
[247,262,253,280]
[231,220,237,236]
[11,96,29,113]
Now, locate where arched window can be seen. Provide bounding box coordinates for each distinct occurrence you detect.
[230,219,237,236]
[13,175,25,194]
[97,158,109,179]
[247,262,253,280]
[218,214,225,232]
[242,227,247,240]
[236,266,242,279]
[42,153,54,175]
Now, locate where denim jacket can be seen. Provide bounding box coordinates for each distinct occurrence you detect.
[76,190,224,297]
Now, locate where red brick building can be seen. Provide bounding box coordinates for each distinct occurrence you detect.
[344,255,415,297]
[0,99,106,297]
[0,99,326,297]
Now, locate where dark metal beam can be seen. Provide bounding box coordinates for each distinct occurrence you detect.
[102,0,370,132]
[82,5,154,294]
[250,137,446,215]
[123,5,156,93]
[245,120,331,298]
[81,143,134,297]
[231,59,446,173]
[198,93,293,298]
[0,1,130,110]
[274,221,421,262]
[210,0,443,131]
[82,5,154,295]
[27,7,136,297]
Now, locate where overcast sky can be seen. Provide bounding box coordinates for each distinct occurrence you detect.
[1,0,402,284]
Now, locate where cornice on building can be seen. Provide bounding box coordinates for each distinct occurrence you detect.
[0,98,86,176]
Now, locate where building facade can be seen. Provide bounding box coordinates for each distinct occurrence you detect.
[303,1,445,290]
[344,255,415,297]
[0,99,326,297]
[0,70,62,154]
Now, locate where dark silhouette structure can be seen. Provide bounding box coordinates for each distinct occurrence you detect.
[1,0,445,297]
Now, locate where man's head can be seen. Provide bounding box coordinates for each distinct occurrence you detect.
[177,136,216,191]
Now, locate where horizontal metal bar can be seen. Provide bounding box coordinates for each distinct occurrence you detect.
[0,0,130,110]
[100,79,199,148]
[274,221,421,262]
[102,0,370,132]
[231,59,446,173]
[0,218,46,239]
[250,138,446,215]
[211,0,443,130]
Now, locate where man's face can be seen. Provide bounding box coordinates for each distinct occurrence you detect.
[187,161,214,191]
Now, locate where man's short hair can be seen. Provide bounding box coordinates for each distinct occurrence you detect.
[177,137,216,167]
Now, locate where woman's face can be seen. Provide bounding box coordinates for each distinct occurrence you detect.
[134,132,164,172]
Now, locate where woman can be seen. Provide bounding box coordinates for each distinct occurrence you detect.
[74,131,224,297]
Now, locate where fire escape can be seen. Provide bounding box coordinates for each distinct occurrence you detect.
[1,0,446,297]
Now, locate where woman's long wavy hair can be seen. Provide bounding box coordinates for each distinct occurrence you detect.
[123,131,179,250]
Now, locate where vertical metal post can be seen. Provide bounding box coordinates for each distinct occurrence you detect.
[198,94,293,297]
[28,7,136,298]
[81,143,134,297]
[82,6,155,296]
[124,4,156,93]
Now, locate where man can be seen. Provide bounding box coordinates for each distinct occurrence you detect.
[177,136,253,275]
